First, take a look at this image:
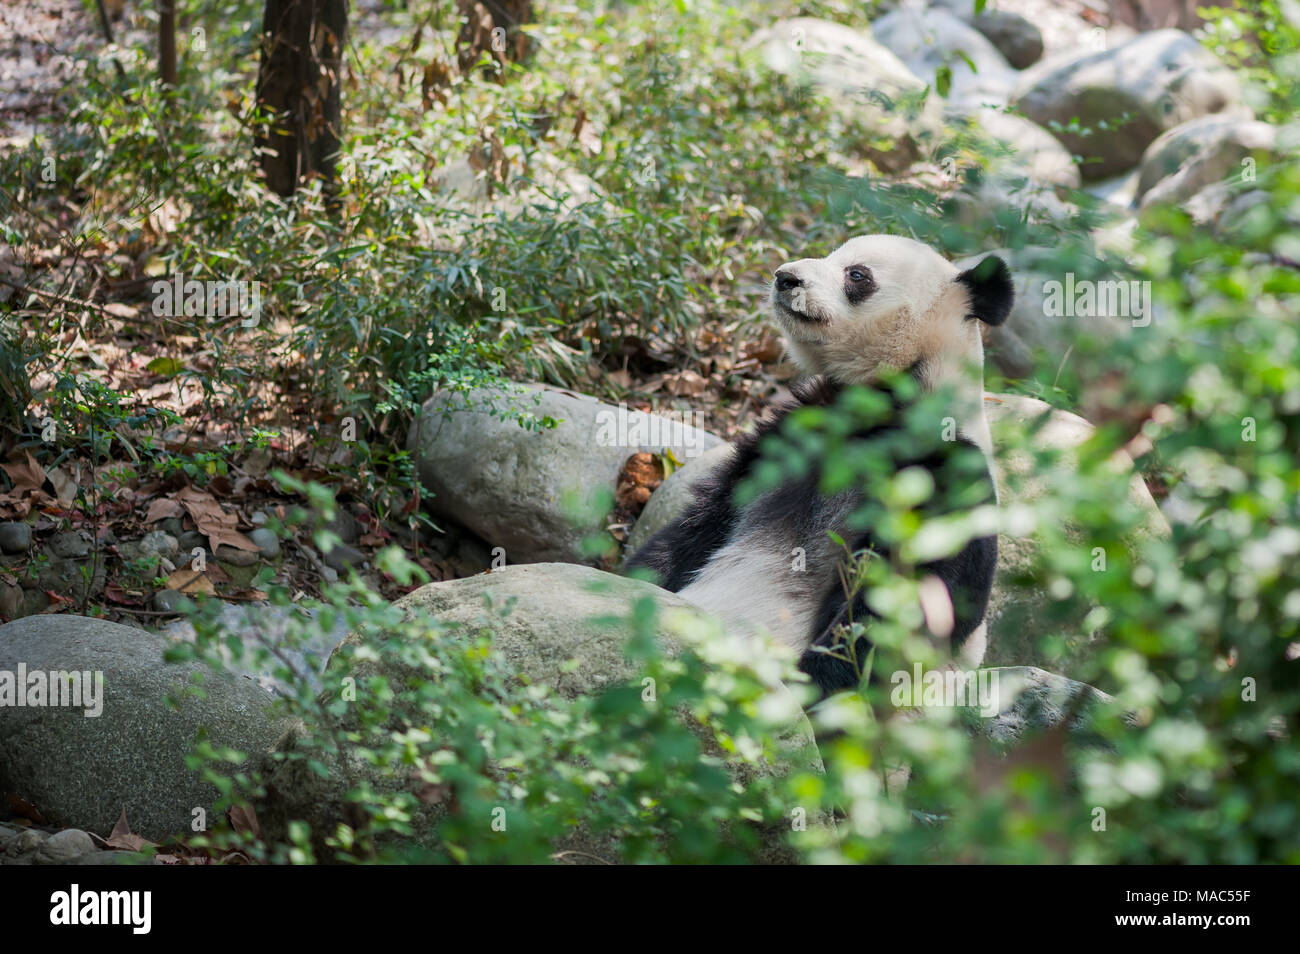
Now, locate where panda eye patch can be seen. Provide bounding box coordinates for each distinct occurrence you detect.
[843,265,875,303]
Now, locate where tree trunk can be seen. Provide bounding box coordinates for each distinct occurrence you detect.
[159,1,177,88]
[455,0,532,76]
[255,0,348,198]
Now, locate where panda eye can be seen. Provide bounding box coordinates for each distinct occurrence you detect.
[847,267,872,284]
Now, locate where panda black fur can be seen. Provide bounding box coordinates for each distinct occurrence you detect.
[627,235,1014,697]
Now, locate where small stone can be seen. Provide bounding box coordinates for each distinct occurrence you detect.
[0,822,22,847]
[0,581,21,620]
[249,528,281,558]
[250,512,268,526]
[971,9,1042,70]
[177,531,206,553]
[5,829,44,858]
[159,517,185,537]
[323,509,361,545]
[47,531,90,559]
[321,566,339,583]
[322,543,364,574]
[34,829,96,865]
[35,555,106,603]
[214,545,259,567]
[153,589,187,614]
[139,530,179,561]
[0,522,32,554]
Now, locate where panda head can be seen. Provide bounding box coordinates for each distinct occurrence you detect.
[769,234,1013,391]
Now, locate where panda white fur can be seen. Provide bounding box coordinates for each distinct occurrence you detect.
[628,234,1013,696]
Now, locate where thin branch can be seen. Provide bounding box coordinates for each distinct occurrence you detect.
[94,0,116,44]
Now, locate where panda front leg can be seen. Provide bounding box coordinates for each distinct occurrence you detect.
[797,534,998,698]
[798,585,876,697]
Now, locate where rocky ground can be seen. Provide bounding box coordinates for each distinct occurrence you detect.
[0,0,1279,862]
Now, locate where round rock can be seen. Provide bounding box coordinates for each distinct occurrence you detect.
[0,615,298,840]
[0,522,31,554]
[872,5,1017,114]
[746,17,944,171]
[249,528,281,558]
[34,828,96,865]
[409,383,722,563]
[139,530,180,561]
[213,544,259,567]
[47,531,90,559]
[1015,29,1244,180]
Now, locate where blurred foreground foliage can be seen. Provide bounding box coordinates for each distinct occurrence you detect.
[2,0,1297,861]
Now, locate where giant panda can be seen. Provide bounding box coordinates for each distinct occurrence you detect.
[627,234,1013,697]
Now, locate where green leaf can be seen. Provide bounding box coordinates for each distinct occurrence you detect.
[147,356,184,377]
[935,65,952,98]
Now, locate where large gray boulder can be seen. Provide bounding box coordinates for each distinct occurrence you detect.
[0,615,296,840]
[409,383,721,563]
[968,108,1081,189]
[156,601,350,697]
[623,393,1167,674]
[388,563,688,696]
[1015,29,1244,180]
[260,564,821,863]
[944,109,1082,238]
[949,172,1077,235]
[872,5,1018,113]
[1137,116,1277,210]
[747,17,944,169]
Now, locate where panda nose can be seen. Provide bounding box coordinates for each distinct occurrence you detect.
[775,269,802,292]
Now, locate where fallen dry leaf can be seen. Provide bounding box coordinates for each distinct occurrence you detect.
[5,791,45,824]
[742,335,785,364]
[616,451,664,512]
[176,486,257,551]
[165,567,216,595]
[45,465,77,506]
[144,496,184,523]
[229,803,261,839]
[1,451,46,494]
[664,370,708,397]
[204,562,232,584]
[0,491,33,519]
[97,807,156,852]
[103,584,147,606]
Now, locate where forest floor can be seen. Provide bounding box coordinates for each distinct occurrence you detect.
[0,0,791,630]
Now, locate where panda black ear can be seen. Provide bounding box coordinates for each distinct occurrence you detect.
[956,256,1014,326]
